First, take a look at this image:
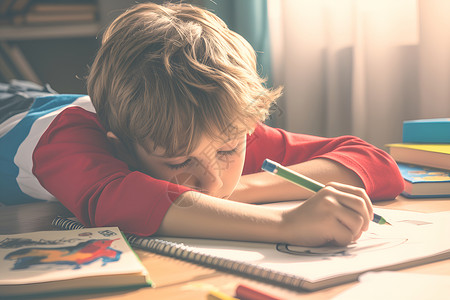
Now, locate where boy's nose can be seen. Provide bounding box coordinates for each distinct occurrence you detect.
[194,160,223,196]
[169,161,223,196]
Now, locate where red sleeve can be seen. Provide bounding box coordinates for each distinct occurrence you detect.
[243,123,404,200]
[32,107,192,236]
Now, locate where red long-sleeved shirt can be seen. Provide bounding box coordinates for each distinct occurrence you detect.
[33,107,404,236]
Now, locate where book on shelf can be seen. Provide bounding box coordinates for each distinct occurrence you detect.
[0,0,31,24]
[8,0,32,15]
[52,208,450,292]
[13,10,96,25]
[386,143,450,170]
[0,227,152,297]
[11,0,97,25]
[30,1,96,14]
[397,163,450,198]
[403,118,450,143]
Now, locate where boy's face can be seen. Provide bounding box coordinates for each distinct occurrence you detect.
[134,133,247,199]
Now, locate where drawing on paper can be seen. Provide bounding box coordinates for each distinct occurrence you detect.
[5,239,122,270]
[396,220,432,226]
[275,214,437,257]
[276,234,408,257]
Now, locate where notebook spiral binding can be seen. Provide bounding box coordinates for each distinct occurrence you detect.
[52,216,307,289]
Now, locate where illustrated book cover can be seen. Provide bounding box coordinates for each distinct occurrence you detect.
[397,163,450,198]
[0,227,152,297]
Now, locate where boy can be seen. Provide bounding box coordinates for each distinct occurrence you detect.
[0,3,403,247]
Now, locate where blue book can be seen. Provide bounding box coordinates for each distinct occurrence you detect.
[402,118,450,143]
[397,163,450,198]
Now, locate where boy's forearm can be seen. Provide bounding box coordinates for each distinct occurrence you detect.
[156,191,286,243]
[230,158,364,204]
[157,183,373,247]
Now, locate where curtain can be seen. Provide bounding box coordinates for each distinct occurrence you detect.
[268,0,450,149]
[202,0,279,125]
[203,0,272,81]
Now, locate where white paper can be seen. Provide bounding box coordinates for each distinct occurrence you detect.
[332,271,450,300]
[160,208,450,283]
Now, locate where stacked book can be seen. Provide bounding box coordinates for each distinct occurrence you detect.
[386,118,450,198]
[0,0,97,26]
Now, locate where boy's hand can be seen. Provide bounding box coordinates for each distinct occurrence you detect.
[281,182,374,247]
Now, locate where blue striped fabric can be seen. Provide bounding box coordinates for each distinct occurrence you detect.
[0,94,92,205]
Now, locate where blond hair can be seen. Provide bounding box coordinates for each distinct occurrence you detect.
[87,2,282,156]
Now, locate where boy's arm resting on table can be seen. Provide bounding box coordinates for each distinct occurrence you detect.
[158,182,372,247]
[231,124,404,203]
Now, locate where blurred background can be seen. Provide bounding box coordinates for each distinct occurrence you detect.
[0,0,449,149]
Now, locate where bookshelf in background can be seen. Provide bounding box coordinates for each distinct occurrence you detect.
[0,0,98,32]
[12,0,97,25]
[387,118,450,198]
[0,0,135,93]
[0,40,40,83]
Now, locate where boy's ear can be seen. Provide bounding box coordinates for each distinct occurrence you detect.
[106,131,139,169]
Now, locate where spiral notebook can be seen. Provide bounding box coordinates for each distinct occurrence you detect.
[52,208,450,291]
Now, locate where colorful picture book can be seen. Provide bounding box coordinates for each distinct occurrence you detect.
[402,118,450,143]
[52,208,450,292]
[387,143,450,170]
[0,227,152,297]
[397,163,450,198]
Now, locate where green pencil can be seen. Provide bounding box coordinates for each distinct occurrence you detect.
[261,158,392,226]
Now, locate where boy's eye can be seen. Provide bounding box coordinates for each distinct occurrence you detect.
[217,147,237,157]
[167,159,192,170]
[166,147,238,170]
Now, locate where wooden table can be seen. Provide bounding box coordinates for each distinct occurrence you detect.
[1,196,449,299]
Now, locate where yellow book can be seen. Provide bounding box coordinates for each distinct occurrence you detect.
[386,143,450,170]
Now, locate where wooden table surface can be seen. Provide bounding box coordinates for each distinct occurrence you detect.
[1,196,449,299]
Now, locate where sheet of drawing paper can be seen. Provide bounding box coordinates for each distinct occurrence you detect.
[158,208,450,283]
[332,271,450,300]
